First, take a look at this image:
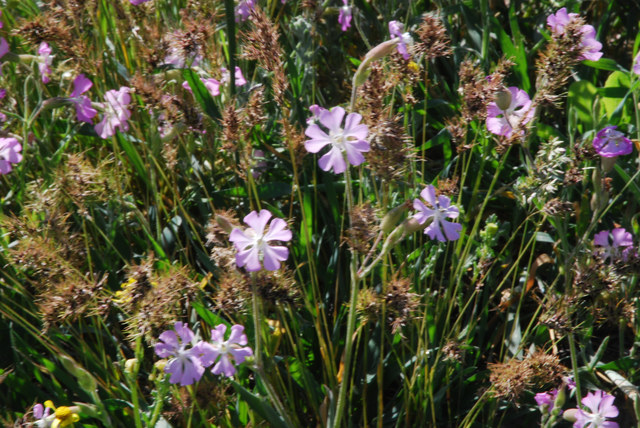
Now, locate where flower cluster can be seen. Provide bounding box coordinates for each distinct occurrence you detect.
[547,8,603,62]
[486,87,534,138]
[413,185,462,242]
[229,209,292,271]
[155,322,253,385]
[236,0,256,22]
[304,106,370,174]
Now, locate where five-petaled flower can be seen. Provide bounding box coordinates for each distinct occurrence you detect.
[70,74,97,123]
[95,87,132,139]
[592,126,633,158]
[574,390,619,428]
[594,228,634,263]
[486,87,534,138]
[155,322,209,386]
[229,209,292,271]
[388,20,413,60]
[204,324,254,378]
[338,0,352,32]
[413,185,462,242]
[547,8,603,62]
[0,137,22,174]
[535,390,559,415]
[37,42,53,84]
[304,106,370,174]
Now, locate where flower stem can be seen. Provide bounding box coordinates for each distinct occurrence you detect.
[223,0,236,96]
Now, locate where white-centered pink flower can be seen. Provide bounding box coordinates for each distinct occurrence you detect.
[486,87,534,137]
[155,322,207,386]
[95,87,132,139]
[0,137,23,174]
[229,209,292,271]
[574,390,619,428]
[594,228,634,263]
[70,74,97,123]
[413,185,462,242]
[592,126,633,158]
[389,20,413,60]
[37,42,53,84]
[338,0,352,32]
[304,106,369,174]
[202,324,253,378]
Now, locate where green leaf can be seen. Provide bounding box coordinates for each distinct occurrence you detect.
[230,381,290,428]
[583,58,627,72]
[183,68,221,121]
[568,80,599,131]
[115,133,150,188]
[192,301,227,328]
[601,71,631,123]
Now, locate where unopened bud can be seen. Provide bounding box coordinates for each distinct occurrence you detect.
[553,386,566,409]
[154,359,168,372]
[216,214,234,234]
[381,202,410,233]
[495,89,512,111]
[353,40,398,87]
[562,408,578,423]
[124,358,138,374]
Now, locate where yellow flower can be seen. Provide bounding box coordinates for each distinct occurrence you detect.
[44,401,80,428]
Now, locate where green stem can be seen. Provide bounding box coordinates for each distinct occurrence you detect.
[130,336,144,428]
[224,0,237,96]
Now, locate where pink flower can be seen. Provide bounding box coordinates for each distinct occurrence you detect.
[95,87,132,139]
[304,106,370,174]
[163,47,202,68]
[574,390,619,428]
[203,324,253,378]
[222,66,247,87]
[236,0,256,22]
[229,209,292,271]
[307,104,328,125]
[486,87,534,137]
[130,0,151,4]
[70,74,97,123]
[155,322,208,386]
[413,185,462,242]
[182,67,246,98]
[633,52,640,76]
[0,137,23,174]
[37,42,53,84]
[338,1,352,32]
[594,228,634,263]
[535,390,559,414]
[0,37,8,59]
[388,20,413,60]
[32,402,52,425]
[592,126,633,158]
[547,8,603,62]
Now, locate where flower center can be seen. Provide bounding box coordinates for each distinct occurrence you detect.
[329,130,347,151]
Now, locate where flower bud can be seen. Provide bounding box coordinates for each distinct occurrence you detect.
[553,386,566,409]
[495,89,512,111]
[124,358,138,374]
[380,202,409,233]
[216,214,234,234]
[562,408,578,423]
[353,40,398,87]
[154,359,168,372]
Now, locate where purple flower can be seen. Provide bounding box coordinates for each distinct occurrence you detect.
[388,20,413,60]
[229,209,292,271]
[0,137,23,174]
[594,228,634,263]
[574,390,619,428]
[37,42,53,84]
[338,1,352,32]
[304,106,370,174]
[70,74,97,123]
[205,324,253,377]
[307,104,328,125]
[95,87,132,139]
[155,322,208,386]
[222,66,247,87]
[236,0,256,22]
[486,87,534,137]
[633,52,640,76]
[33,402,52,426]
[413,185,462,242]
[535,390,558,414]
[592,126,633,158]
[547,8,603,62]
[0,37,8,59]
[130,0,151,4]
[163,47,202,68]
